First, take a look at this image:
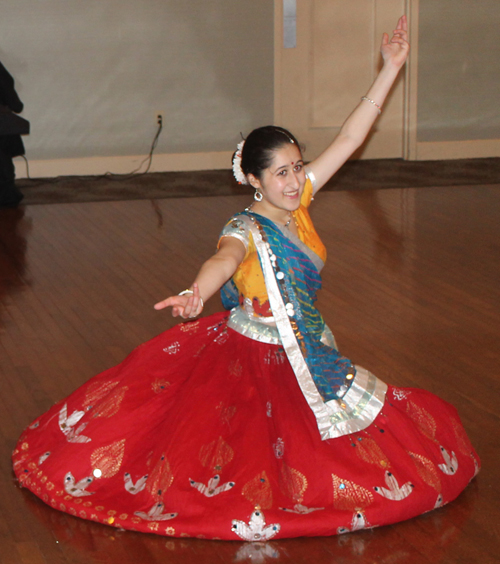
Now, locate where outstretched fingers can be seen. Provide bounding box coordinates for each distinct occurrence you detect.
[392,15,409,43]
[380,15,410,67]
[398,15,408,32]
[154,295,185,316]
[154,283,204,319]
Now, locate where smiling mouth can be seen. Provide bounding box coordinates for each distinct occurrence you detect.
[284,190,299,197]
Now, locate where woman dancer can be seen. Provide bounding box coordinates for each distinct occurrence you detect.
[13,16,479,541]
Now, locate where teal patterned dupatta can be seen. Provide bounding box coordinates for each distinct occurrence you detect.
[221,211,387,440]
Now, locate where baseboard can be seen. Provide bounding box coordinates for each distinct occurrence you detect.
[14,151,234,179]
[415,139,500,160]
[14,141,500,180]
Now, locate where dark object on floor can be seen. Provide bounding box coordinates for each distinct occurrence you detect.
[0,60,27,208]
[0,184,23,207]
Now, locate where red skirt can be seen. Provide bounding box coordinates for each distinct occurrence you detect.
[12,312,479,541]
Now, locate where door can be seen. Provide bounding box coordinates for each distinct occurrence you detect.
[274,0,407,161]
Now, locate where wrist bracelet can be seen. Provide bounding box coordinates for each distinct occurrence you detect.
[361,96,382,114]
[178,289,193,296]
[178,289,204,308]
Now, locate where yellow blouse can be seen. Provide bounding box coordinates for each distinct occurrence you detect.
[219,178,326,316]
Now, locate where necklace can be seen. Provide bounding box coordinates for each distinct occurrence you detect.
[284,211,299,229]
[246,203,298,229]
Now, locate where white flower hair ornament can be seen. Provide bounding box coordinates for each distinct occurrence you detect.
[232,140,248,185]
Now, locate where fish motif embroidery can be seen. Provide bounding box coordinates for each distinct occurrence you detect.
[58,404,91,443]
[134,502,177,521]
[124,472,148,495]
[189,474,235,497]
[231,508,280,542]
[374,471,414,500]
[438,446,458,475]
[64,472,94,497]
[337,511,371,534]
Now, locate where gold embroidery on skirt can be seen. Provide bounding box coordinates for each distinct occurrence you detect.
[180,321,200,333]
[406,401,437,442]
[146,454,174,497]
[332,473,374,512]
[199,436,234,472]
[451,417,474,455]
[356,437,391,469]
[279,464,308,504]
[242,471,273,509]
[90,439,126,479]
[92,386,129,418]
[408,451,442,492]
[83,381,120,408]
[215,403,237,427]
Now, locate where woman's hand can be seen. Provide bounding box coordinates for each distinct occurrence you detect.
[153,237,245,320]
[306,15,410,193]
[380,15,410,70]
[154,282,204,319]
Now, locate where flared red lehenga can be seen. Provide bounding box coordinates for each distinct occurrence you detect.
[13,181,479,541]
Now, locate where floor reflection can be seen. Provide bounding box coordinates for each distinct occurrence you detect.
[348,190,406,271]
[18,478,477,564]
[0,206,31,303]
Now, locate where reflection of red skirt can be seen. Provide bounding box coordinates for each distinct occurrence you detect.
[12,312,479,540]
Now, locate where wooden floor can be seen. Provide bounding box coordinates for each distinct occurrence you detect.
[1,184,499,563]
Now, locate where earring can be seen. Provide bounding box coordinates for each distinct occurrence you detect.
[254,190,263,202]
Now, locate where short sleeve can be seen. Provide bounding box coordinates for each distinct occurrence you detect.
[218,216,252,259]
[305,168,317,192]
[300,176,314,209]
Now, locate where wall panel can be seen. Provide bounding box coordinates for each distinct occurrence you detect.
[1,0,273,175]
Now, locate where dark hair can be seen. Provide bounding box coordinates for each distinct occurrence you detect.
[240,125,301,181]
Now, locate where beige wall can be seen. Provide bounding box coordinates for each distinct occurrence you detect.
[1,1,273,164]
[3,1,499,173]
[417,0,500,143]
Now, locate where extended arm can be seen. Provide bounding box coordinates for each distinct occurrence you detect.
[154,236,246,318]
[308,15,410,193]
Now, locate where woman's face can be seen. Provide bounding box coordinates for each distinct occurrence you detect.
[251,143,306,214]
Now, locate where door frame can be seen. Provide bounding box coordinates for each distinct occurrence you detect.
[275,0,500,162]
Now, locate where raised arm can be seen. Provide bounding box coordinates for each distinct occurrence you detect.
[307,15,410,193]
[154,236,246,319]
